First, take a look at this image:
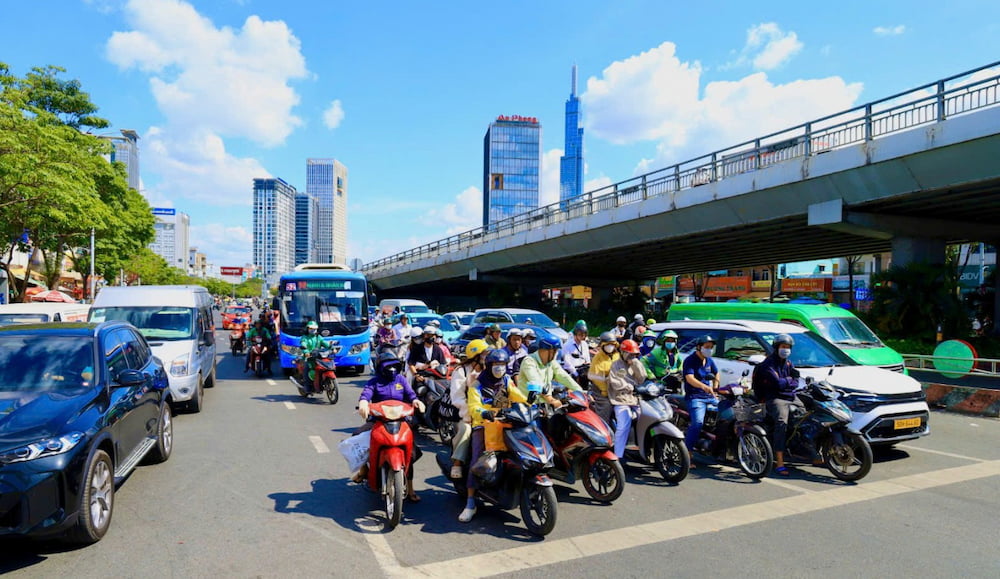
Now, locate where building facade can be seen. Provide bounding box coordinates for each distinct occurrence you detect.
[149,208,190,271]
[559,65,584,204]
[483,116,541,226]
[252,178,297,281]
[295,192,321,266]
[188,247,208,278]
[105,129,140,191]
[306,158,349,265]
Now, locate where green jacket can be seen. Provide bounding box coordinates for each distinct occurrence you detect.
[642,346,683,380]
[299,333,328,355]
[516,352,580,398]
[247,327,273,342]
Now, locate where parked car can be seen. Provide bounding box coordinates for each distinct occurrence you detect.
[651,320,930,446]
[0,321,173,543]
[451,323,562,358]
[443,311,476,332]
[221,305,252,330]
[472,308,569,342]
[0,303,91,325]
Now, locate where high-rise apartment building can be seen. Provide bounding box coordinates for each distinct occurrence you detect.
[105,129,141,191]
[295,192,320,266]
[306,159,349,265]
[253,177,297,281]
[483,116,541,226]
[149,208,190,270]
[559,66,584,203]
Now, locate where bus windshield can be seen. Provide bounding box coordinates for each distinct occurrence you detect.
[278,284,368,337]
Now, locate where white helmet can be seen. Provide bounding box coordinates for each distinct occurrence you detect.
[507,328,523,337]
[634,314,643,321]
[410,327,423,338]
[616,316,627,323]
[427,319,441,327]
[522,328,536,337]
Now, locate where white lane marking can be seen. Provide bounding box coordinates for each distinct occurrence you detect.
[284,401,296,410]
[357,517,405,577]
[896,444,987,462]
[266,379,277,386]
[759,475,815,493]
[407,460,1000,578]
[969,423,980,427]
[309,436,330,454]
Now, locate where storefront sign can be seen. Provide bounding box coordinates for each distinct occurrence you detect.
[781,277,832,293]
[751,280,771,290]
[496,115,538,124]
[832,275,869,292]
[657,276,675,290]
[702,276,751,298]
[152,207,176,216]
[958,265,995,288]
[220,267,243,277]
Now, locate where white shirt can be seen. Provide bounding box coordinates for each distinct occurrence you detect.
[561,337,591,376]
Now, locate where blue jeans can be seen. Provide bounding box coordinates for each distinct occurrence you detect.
[613,405,637,458]
[685,397,717,451]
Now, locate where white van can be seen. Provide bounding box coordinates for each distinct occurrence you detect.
[0,303,91,325]
[379,298,431,315]
[90,285,217,413]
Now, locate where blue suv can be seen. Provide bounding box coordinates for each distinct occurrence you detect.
[0,322,172,543]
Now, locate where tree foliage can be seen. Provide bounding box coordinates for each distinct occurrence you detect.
[867,262,967,341]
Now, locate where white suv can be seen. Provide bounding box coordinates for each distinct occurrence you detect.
[651,320,930,445]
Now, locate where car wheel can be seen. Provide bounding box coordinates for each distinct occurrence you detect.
[187,377,204,413]
[146,403,173,464]
[68,449,114,544]
[204,360,217,388]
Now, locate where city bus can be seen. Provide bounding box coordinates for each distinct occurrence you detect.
[274,263,371,375]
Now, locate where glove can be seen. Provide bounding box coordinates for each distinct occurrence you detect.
[480,410,495,421]
[358,400,370,419]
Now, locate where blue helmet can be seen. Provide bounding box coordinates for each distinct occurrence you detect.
[537,335,561,351]
[485,349,510,365]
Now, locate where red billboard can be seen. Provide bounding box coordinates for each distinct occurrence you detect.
[220,267,243,277]
[702,276,752,298]
[781,277,832,293]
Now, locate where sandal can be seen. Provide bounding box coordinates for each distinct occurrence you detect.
[406,493,421,503]
[774,466,790,477]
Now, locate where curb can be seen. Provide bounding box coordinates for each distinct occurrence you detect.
[922,383,1000,417]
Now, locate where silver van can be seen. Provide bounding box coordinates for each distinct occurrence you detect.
[90,285,216,412]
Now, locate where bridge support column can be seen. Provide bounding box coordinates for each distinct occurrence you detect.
[589,287,612,312]
[890,237,946,267]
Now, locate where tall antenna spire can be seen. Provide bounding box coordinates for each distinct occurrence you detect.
[571,64,578,97]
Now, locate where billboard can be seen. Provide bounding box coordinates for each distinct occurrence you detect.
[702,276,751,298]
[220,267,243,277]
[781,277,833,293]
[152,207,176,216]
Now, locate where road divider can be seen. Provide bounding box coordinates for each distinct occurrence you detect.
[922,383,1000,417]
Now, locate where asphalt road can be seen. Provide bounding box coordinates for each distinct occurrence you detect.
[4,331,1000,578]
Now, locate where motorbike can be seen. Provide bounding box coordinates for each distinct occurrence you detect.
[247,335,272,378]
[290,347,340,404]
[776,373,874,481]
[668,371,773,479]
[229,322,246,356]
[614,378,690,483]
[436,399,559,537]
[544,388,626,502]
[364,400,416,529]
[413,363,459,443]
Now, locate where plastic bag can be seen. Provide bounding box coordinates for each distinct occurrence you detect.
[484,421,509,452]
[338,430,371,473]
[471,451,500,485]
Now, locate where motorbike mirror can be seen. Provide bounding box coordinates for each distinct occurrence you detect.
[741,369,750,377]
[704,373,716,383]
[527,391,538,404]
[746,354,766,366]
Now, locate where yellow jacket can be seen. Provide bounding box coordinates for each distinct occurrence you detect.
[467,376,527,428]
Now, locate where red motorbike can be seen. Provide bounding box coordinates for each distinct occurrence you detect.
[365,400,416,529]
[247,335,272,378]
[229,322,246,356]
[544,389,626,503]
[291,347,339,404]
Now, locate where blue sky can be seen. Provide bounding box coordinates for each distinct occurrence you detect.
[2,0,998,271]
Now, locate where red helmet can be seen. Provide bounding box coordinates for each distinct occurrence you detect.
[620,339,640,354]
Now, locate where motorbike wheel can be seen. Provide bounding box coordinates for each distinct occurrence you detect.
[254,358,265,378]
[581,457,625,502]
[824,432,873,481]
[437,420,457,445]
[519,483,557,537]
[323,377,339,405]
[653,434,690,483]
[383,466,404,529]
[737,431,773,480]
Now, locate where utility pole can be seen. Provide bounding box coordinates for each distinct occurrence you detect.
[89,228,96,302]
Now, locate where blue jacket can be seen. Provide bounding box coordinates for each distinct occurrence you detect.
[752,354,799,402]
[360,374,418,404]
[682,353,718,401]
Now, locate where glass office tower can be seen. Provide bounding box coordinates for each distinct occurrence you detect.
[560,65,584,203]
[483,116,541,227]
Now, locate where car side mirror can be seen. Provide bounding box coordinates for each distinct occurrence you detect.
[116,369,145,388]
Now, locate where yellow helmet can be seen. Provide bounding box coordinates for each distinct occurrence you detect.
[465,339,490,360]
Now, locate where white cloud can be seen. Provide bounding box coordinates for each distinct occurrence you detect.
[744,23,803,70]
[584,176,613,193]
[581,40,863,171]
[190,224,254,268]
[420,186,483,236]
[539,148,563,206]
[873,25,906,36]
[323,99,345,129]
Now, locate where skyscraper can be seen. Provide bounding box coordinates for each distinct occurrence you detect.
[483,116,541,227]
[253,177,297,281]
[306,159,349,265]
[295,191,320,266]
[559,66,584,203]
[149,208,190,270]
[104,129,140,191]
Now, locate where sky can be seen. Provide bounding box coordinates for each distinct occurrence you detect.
[1,0,998,273]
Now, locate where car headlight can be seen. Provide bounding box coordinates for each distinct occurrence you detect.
[0,432,85,464]
[171,354,191,377]
[349,342,369,355]
[842,395,880,413]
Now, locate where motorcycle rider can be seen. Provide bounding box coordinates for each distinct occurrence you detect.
[375,318,398,349]
[502,328,529,378]
[354,352,426,501]
[561,320,592,387]
[244,319,274,374]
[449,340,491,479]
[408,326,448,384]
[297,321,330,388]
[522,328,537,354]
[682,335,720,456]
[460,349,528,522]
[752,333,811,476]
[433,328,455,364]
[587,331,620,424]
[642,330,683,390]
[392,314,413,349]
[626,314,644,339]
[608,339,645,458]
[638,329,658,356]
[611,316,628,341]
[517,335,580,407]
[484,323,506,349]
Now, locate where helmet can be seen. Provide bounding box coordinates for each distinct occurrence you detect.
[487,323,502,332]
[382,318,392,326]
[646,318,656,326]
[485,349,510,365]
[643,329,656,337]
[465,339,490,360]
[634,325,646,336]
[423,326,436,336]
[634,314,643,321]
[434,328,444,337]
[573,321,588,334]
[616,316,627,323]
[656,329,678,345]
[522,328,536,337]
[620,339,640,354]
[376,351,403,381]
[772,333,795,348]
[507,328,523,337]
[598,331,617,344]
[306,321,318,332]
[696,334,716,347]
[537,335,561,350]
[427,319,441,327]
[410,326,423,338]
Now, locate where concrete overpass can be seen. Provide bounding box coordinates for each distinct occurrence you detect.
[363,63,1000,299]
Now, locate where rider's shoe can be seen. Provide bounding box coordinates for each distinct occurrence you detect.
[458,506,476,523]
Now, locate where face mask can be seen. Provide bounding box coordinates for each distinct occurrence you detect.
[435,337,443,344]
[413,337,423,345]
[664,342,676,350]
[778,347,791,359]
[491,365,506,378]
[700,347,714,358]
[308,329,317,335]
[603,344,616,354]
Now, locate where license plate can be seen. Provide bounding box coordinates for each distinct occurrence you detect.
[894,417,921,430]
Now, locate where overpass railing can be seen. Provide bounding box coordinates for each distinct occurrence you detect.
[364,61,1000,274]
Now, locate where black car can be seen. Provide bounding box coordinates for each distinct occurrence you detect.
[0,322,173,543]
[451,323,561,357]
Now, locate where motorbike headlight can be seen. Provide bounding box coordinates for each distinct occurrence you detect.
[0,432,85,464]
[349,342,369,355]
[647,384,660,397]
[281,344,301,356]
[170,354,191,377]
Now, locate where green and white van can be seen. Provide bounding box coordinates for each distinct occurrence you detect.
[667,302,905,372]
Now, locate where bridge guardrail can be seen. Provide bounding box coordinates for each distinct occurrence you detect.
[365,62,1000,274]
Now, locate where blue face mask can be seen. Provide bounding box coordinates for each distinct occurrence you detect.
[664,342,676,350]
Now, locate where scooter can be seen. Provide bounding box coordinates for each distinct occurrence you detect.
[229,322,246,356]
[413,363,458,443]
[290,347,340,404]
[436,400,559,537]
[247,335,272,378]
[544,388,626,502]
[365,400,416,529]
[615,379,690,483]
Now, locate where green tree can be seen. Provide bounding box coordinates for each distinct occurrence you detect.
[868,262,966,341]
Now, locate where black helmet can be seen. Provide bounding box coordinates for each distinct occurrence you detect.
[485,349,510,365]
[598,331,617,344]
[696,334,716,347]
[376,351,403,381]
[772,334,795,348]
